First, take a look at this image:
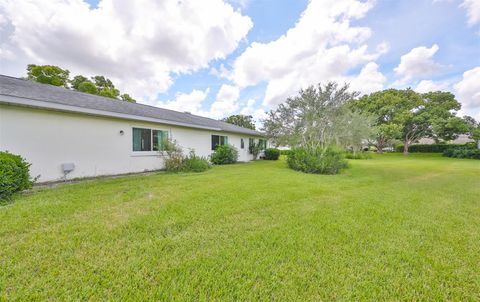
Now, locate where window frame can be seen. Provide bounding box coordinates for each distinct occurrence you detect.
[211,134,229,150]
[132,126,169,156]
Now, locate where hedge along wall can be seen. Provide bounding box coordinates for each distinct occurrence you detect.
[395,143,473,153]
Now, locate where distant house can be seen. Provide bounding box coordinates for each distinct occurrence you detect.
[0,75,266,182]
[417,134,474,145]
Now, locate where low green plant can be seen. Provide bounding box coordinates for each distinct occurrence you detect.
[210,144,239,165]
[395,143,467,153]
[264,148,280,160]
[279,149,292,156]
[248,140,263,160]
[345,151,372,160]
[161,140,211,172]
[443,147,480,159]
[0,151,34,202]
[183,150,211,172]
[287,147,348,174]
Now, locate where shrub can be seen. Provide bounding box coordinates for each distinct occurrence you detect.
[210,144,239,165]
[162,139,185,172]
[248,140,262,160]
[0,151,34,202]
[264,148,280,160]
[287,147,348,174]
[162,140,211,172]
[443,147,480,160]
[345,151,372,159]
[183,150,211,172]
[395,143,467,153]
[279,149,292,156]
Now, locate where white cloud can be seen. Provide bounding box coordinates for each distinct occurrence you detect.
[415,79,451,93]
[394,44,445,83]
[227,0,251,9]
[156,84,240,119]
[239,98,267,128]
[461,0,480,26]
[229,0,387,107]
[454,66,480,110]
[157,88,210,114]
[208,84,240,118]
[240,98,257,115]
[347,62,387,95]
[0,0,253,101]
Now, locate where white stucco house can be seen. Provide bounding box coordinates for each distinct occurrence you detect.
[0,75,267,182]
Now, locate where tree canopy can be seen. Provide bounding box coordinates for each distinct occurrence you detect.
[27,64,70,88]
[352,89,468,154]
[222,114,256,130]
[26,64,136,103]
[262,82,373,151]
[464,116,480,146]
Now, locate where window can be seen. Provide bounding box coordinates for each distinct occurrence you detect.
[241,138,245,149]
[259,139,267,150]
[248,138,254,154]
[212,135,228,150]
[133,127,168,152]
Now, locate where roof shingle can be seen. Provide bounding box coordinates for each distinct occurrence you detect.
[0,75,263,136]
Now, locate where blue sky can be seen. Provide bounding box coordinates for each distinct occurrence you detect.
[1,0,479,122]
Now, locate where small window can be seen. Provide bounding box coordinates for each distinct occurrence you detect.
[133,127,168,152]
[241,138,245,149]
[212,135,228,150]
[248,138,254,154]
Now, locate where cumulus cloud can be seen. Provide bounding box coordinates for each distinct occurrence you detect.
[156,88,210,114]
[347,62,387,95]
[461,0,480,26]
[414,79,451,93]
[156,84,241,119]
[0,0,253,101]
[394,44,445,83]
[208,84,240,118]
[229,0,387,107]
[454,66,480,110]
[240,98,268,128]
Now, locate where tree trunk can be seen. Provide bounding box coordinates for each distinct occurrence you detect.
[376,139,385,154]
[403,141,409,155]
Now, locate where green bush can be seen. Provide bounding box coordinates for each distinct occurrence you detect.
[264,148,280,160]
[162,140,210,172]
[345,151,372,159]
[279,149,292,156]
[396,144,468,153]
[183,151,211,172]
[0,151,34,202]
[443,147,480,159]
[287,147,348,174]
[210,144,239,165]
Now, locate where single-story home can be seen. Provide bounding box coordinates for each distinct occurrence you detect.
[417,135,474,145]
[0,75,267,182]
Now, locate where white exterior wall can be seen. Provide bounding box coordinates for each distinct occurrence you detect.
[0,105,260,182]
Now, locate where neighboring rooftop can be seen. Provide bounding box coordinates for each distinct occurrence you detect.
[0,75,263,136]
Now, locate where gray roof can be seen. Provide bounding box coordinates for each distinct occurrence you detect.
[0,75,263,136]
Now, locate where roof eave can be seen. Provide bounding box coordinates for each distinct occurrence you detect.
[0,94,265,136]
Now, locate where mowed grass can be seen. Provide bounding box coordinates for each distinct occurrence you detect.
[1,154,479,301]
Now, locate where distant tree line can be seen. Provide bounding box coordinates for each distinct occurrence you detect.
[262,82,479,155]
[26,64,136,103]
[351,89,478,154]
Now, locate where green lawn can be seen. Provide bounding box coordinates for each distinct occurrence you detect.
[1,154,479,301]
